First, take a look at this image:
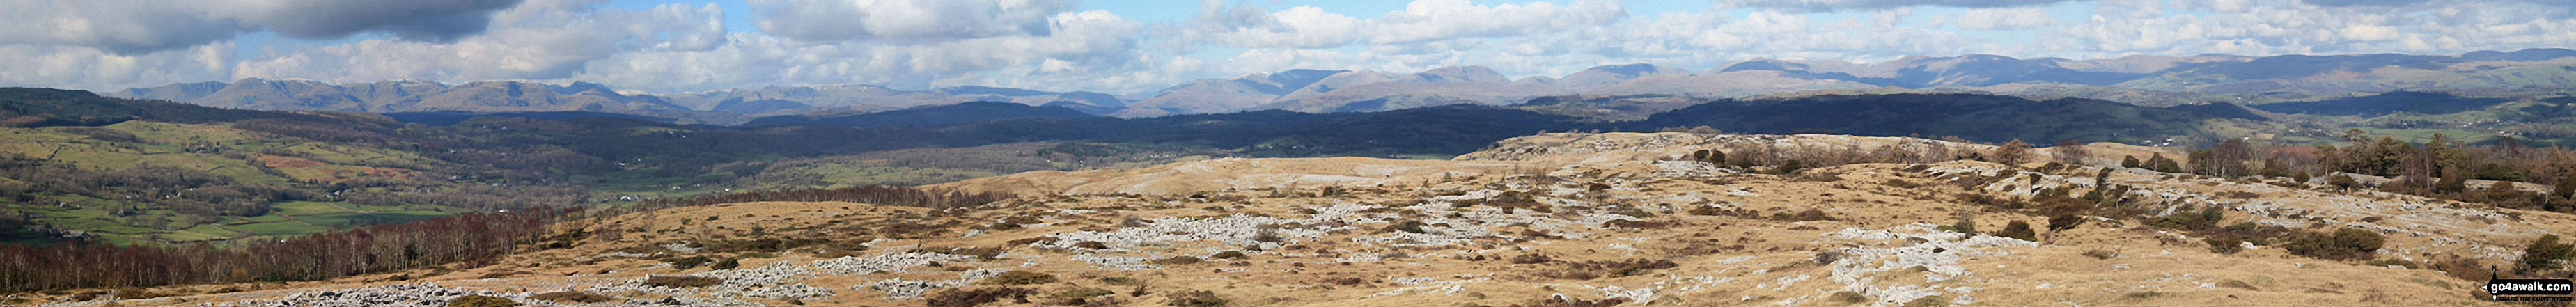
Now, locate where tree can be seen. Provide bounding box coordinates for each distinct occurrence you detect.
[2361,136,2412,176]
[1998,221,2038,241]
[2556,171,2576,200]
[2399,148,2437,192]
[2052,139,2090,166]
[2526,234,2574,272]
[1949,208,1977,235]
[1990,139,2031,166]
[2257,158,2290,178]
[2329,174,2362,190]
[2435,166,2470,195]
[2145,153,2184,173]
[2193,139,2255,178]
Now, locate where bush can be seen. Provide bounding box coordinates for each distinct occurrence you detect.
[981,271,1059,285]
[2524,235,2573,271]
[643,276,723,288]
[2328,175,2361,189]
[666,256,714,269]
[1165,290,1226,307]
[2206,237,2245,254]
[1509,253,1554,264]
[1210,251,1249,260]
[1149,256,1203,266]
[2046,214,2086,232]
[1055,287,1116,301]
[528,291,616,304]
[711,258,740,270]
[446,295,521,307]
[926,287,1033,307]
[111,288,166,299]
[1515,296,1627,307]
[1997,221,2038,241]
[2283,228,2384,261]
[1552,259,1679,279]
[1772,208,1835,221]
[2082,249,2120,260]
[1384,221,1428,234]
[1829,291,1869,304]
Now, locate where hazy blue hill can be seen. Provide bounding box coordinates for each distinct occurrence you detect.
[743,101,1098,127]
[0,88,309,127]
[2462,48,2576,62]
[1634,93,2259,143]
[2249,91,2513,116]
[382,111,678,126]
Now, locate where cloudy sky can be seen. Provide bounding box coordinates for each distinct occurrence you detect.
[1,0,2570,95]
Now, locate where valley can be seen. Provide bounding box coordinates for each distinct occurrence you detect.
[8,132,2552,306]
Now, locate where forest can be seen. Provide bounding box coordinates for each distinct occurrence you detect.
[0,184,997,293]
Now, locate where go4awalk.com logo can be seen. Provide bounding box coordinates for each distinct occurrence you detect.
[2488,269,2575,302]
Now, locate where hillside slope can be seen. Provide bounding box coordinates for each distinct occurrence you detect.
[54,132,2551,306]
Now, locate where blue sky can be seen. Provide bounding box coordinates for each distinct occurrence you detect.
[1,0,2570,95]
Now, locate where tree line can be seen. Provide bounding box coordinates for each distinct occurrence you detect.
[0,208,563,292]
[0,184,1006,293]
[2166,130,2576,212]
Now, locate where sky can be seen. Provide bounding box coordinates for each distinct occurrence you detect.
[1,0,2571,96]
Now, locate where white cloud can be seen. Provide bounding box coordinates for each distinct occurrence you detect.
[1187,4,1362,49]
[0,43,233,92]
[750,0,1075,42]
[1366,0,1626,45]
[0,0,520,54]
[1952,7,2052,30]
[1717,0,2081,11]
[10,0,2576,97]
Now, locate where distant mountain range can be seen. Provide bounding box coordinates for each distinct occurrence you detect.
[114,49,2576,124]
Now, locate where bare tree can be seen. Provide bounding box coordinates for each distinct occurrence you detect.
[2052,139,2091,166]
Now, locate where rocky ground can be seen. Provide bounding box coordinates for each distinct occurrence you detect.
[21,132,2554,306]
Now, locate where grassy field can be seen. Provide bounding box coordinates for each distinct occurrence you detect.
[0,122,471,246]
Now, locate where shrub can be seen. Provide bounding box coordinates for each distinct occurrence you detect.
[912,246,1008,260]
[1165,290,1226,307]
[2523,235,2573,271]
[1514,296,1627,307]
[643,276,723,288]
[1990,139,2032,166]
[2082,249,2119,260]
[1559,259,1678,278]
[2046,214,2086,232]
[1829,291,1869,304]
[711,258,740,270]
[1054,287,1116,305]
[1149,256,1203,266]
[1945,211,1977,235]
[1210,251,1249,260]
[981,271,1059,285]
[2284,228,2384,261]
[1385,221,1428,234]
[528,291,616,304]
[2206,237,2245,254]
[446,295,521,307]
[1772,208,1835,221]
[2329,175,2361,189]
[666,256,713,269]
[1997,221,2038,241]
[1510,253,1554,265]
[111,288,165,299]
[926,287,1033,307]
